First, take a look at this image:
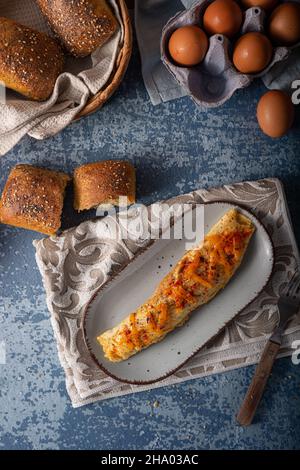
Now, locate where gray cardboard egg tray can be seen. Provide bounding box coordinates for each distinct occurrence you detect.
[161,0,300,107]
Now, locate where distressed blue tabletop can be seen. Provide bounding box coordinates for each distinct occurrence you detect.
[1,41,300,450]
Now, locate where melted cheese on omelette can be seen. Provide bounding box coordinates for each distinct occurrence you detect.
[97,208,255,362]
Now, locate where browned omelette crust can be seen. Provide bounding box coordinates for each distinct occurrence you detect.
[36,0,118,57]
[0,17,64,101]
[0,164,71,235]
[97,209,255,362]
[73,160,136,211]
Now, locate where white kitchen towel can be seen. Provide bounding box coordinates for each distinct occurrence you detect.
[135,0,300,105]
[0,0,123,156]
[34,178,300,407]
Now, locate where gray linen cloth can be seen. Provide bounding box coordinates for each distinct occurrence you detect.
[135,0,193,105]
[135,0,300,104]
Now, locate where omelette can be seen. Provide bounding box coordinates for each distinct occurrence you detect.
[97,208,255,362]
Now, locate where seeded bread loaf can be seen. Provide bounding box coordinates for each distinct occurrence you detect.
[0,17,64,101]
[73,160,136,211]
[0,164,70,235]
[36,0,118,57]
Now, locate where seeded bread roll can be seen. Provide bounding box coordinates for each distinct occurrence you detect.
[0,17,64,101]
[0,165,70,235]
[36,0,118,57]
[73,160,136,211]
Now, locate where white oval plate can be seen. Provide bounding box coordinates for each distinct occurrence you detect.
[83,202,274,384]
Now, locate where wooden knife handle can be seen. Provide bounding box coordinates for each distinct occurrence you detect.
[236,340,281,426]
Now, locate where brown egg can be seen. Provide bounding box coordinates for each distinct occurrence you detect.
[240,0,278,10]
[168,25,208,66]
[203,0,243,38]
[233,32,273,74]
[257,90,295,137]
[268,3,300,46]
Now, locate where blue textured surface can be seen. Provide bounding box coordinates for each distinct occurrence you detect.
[1,41,300,450]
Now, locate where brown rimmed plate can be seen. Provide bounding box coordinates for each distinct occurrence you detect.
[82,202,274,385]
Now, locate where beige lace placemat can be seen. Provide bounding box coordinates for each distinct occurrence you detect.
[34,178,300,407]
[0,0,123,156]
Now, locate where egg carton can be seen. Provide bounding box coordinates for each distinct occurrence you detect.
[161,0,300,108]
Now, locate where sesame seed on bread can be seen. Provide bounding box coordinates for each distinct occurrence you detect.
[73,160,136,211]
[0,164,70,235]
[0,17,64,101]
[36,0,118,57]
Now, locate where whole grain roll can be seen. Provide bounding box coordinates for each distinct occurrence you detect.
[36,0,118,57]
[0,164,70,235]
[0,17,64,101]
[73,160,136,211]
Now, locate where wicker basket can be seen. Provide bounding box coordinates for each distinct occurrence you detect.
[76,0,132,120]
